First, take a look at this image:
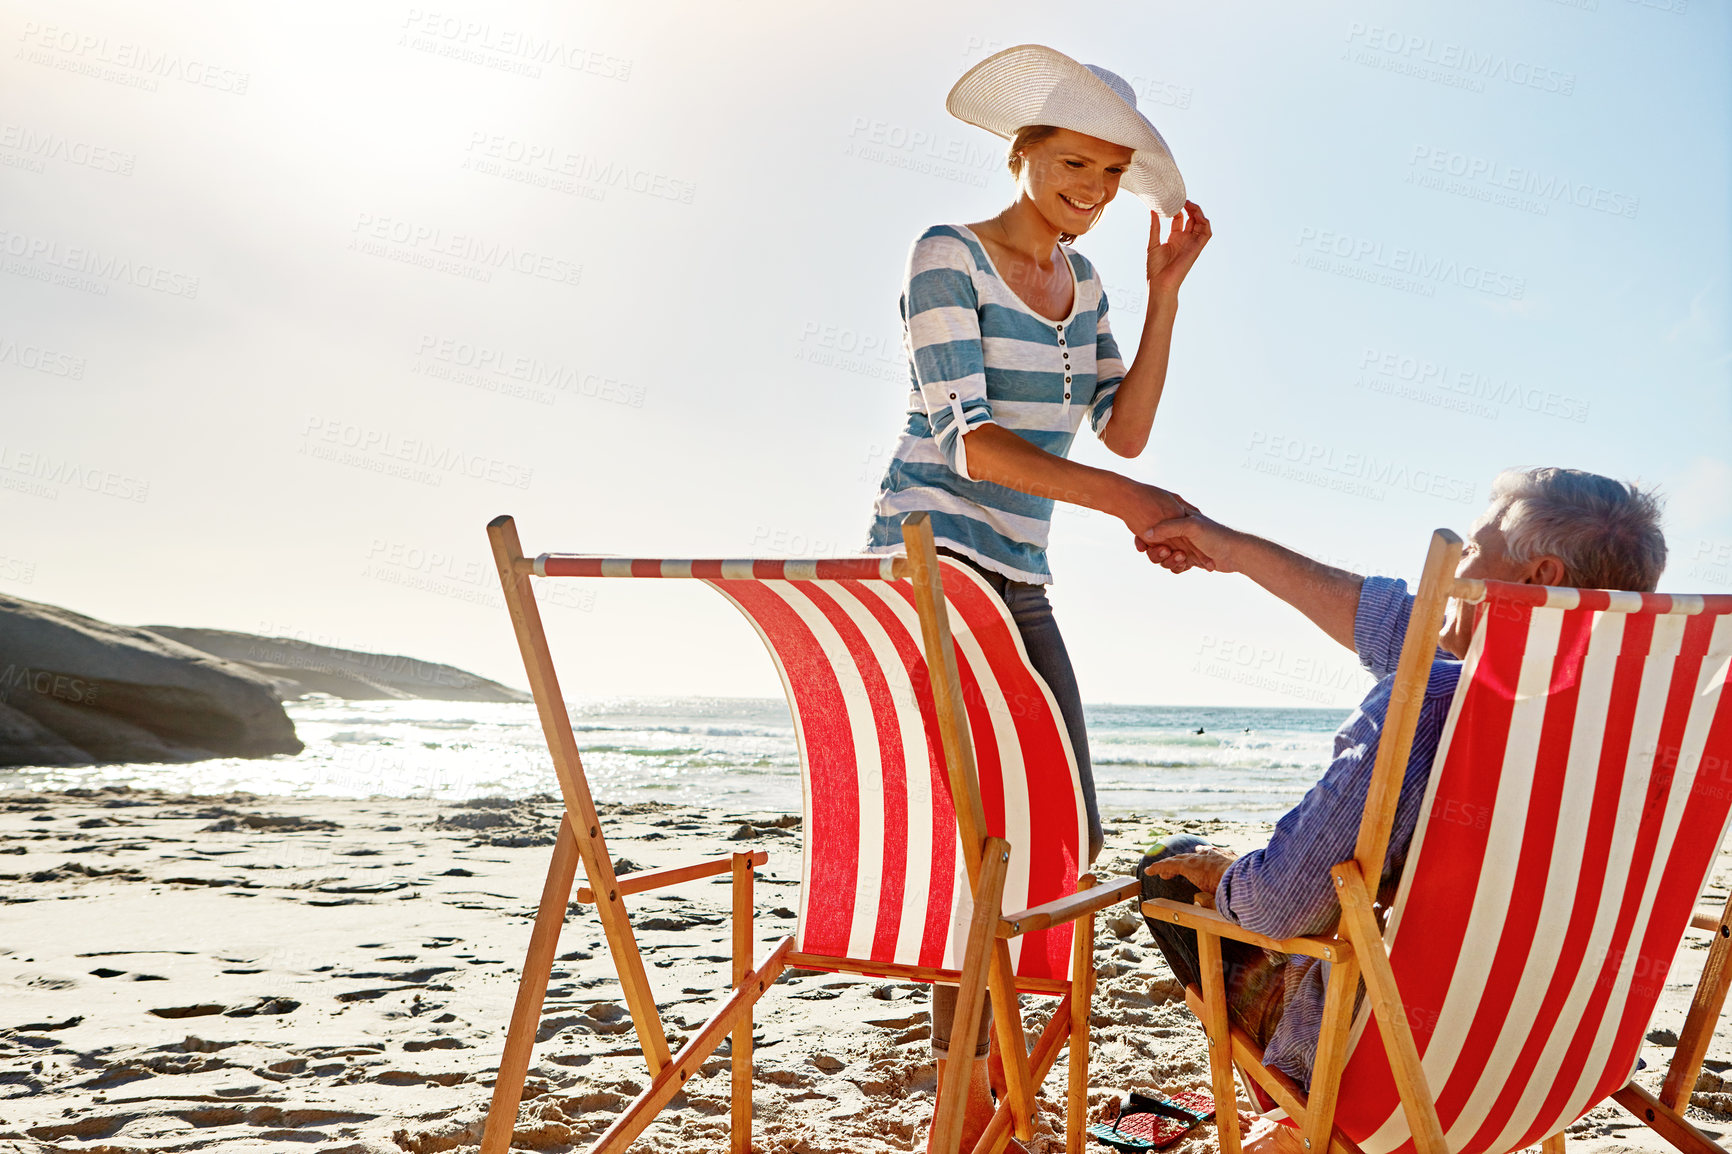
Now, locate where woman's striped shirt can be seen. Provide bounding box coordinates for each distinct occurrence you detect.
[865,223,1128,585]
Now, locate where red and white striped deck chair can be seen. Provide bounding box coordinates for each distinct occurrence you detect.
[478,512,1142,1154]
[1147,530,1732,1154]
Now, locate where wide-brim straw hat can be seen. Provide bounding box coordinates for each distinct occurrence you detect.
[946,44,1186,215]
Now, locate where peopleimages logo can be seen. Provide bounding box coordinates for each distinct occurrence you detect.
[842,116,996,188]
[0,553,37,584]
[1243,430,1478,505]
[0,665,100,706]
[463,133,695,204]
[348,213,582,287]
[300,416,534,490]
[1357,347,1590,424]
[0,227,200,298]
[1295,227,1525,300]
[1690,539,1732,587]
[1192,633,1367,706]
[1343,23,1576,95]
[412,335,646,407]
[0,443,149,502]
[1407,146,1639,220]
[0,123,135,175]
[399,9,631,80]
[0,336,85,379]
[16,21,252,94]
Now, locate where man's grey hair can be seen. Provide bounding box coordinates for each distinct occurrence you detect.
[1480,467,1667,592]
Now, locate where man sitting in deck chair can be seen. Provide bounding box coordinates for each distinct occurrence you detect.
[1131,467,1667,1149]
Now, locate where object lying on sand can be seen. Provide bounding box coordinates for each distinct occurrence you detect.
[1086,1089,1216,1151]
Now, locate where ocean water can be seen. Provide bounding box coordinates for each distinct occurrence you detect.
[6,697,1350,823]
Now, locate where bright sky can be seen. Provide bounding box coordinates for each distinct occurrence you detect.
[3,0,1728,710]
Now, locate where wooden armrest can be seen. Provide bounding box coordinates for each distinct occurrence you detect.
[574,850,768,904]
[999,877,1141,938]
[1143,897,1351,962]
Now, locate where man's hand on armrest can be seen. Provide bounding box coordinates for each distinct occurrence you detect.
[1138,514,1365,651]
[1146,845,1238,909]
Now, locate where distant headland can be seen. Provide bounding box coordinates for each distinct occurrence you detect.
[1,594,526,768]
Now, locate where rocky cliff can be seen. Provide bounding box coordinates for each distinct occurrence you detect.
[0,595,304,768]
[143,628,530,703]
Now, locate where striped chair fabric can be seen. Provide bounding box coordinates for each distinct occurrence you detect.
[537,552,1090,985]
[1335,581,1732,1154]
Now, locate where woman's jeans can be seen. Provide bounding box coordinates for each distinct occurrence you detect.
[929,549,1104,1060]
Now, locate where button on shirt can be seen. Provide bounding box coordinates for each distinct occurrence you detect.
[865,224,1128,585]
[1214,576,1463,1088]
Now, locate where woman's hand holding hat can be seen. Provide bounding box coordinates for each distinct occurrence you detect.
[1146,200,1211,301]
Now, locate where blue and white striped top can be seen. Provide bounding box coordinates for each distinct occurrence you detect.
[864,224,1128,585]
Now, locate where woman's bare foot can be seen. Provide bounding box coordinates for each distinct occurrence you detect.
[988,1045,1007,1101]
[927,1057,994,1153]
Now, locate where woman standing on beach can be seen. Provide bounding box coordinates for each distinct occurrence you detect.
[862,44,1210,1147]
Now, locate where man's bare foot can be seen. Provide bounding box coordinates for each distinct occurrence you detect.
[1243,1116,1306,1154]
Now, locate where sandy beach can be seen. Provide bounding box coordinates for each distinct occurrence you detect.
[4,787,1728,1154]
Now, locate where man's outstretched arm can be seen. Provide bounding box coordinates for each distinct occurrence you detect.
[1139,514,1365,651]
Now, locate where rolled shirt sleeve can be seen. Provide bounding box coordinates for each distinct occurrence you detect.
[1353,575,1417,680]
[902,235,994,480]
[1214,576,1420,938]
[1088,287,1128,438]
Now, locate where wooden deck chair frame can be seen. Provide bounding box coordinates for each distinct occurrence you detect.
[1143,529,1732,1154]
[477,512,1141,1154]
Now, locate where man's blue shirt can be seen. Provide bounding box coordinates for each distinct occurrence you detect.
[1214,575,1462,1087]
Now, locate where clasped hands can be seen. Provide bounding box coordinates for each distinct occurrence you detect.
[1119,481,1228,575]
